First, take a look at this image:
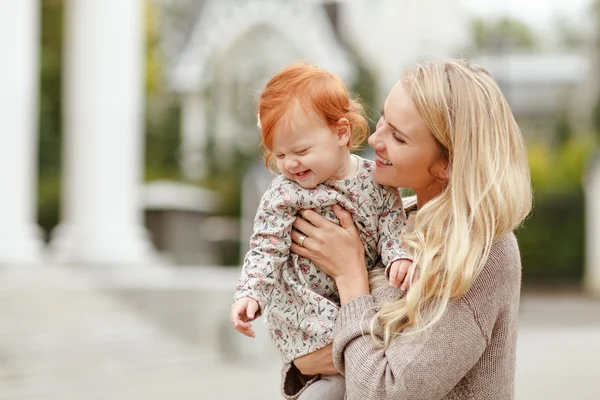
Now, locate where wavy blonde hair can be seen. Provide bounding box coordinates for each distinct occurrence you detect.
[371,59,533,346]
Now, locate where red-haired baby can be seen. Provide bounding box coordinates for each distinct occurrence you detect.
[231,63,412,399]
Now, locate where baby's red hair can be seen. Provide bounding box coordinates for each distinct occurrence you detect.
[257,63,369,169]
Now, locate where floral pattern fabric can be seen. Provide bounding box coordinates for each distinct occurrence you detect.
[234,156,409,362]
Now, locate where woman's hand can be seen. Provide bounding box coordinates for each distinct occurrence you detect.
[293,345,338,376]
[290,205,369,304]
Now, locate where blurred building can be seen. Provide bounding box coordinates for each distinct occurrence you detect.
[474,53,591,143]
[159,0,469,258]
[162,0,469,181]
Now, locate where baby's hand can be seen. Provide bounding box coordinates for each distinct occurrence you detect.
[230,297,260,338]
[388,259,414,292]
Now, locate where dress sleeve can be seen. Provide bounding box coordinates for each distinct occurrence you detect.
[332,294,487,399]
[377,186,411,276]
[233,178,299,314]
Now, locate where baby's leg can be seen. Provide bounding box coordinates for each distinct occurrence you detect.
[298,374,345,400]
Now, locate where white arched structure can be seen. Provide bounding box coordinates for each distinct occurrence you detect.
[167,0,356,180]
[169,0,355,91]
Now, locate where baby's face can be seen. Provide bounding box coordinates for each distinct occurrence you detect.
[270,111,349,189]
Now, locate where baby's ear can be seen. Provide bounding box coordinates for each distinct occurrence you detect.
[336,117,351,145]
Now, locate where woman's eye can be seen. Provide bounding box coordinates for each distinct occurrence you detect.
[275,154,285,159]
[296,149,308,155]
[393,133,406,144]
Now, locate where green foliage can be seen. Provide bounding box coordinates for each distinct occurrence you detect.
[554,108,573,148]
[471,16,538,52]
[350,63,378,140]
[517,192,585,285]
[38,0,64,237]
[552,15,585,50]
[517,137,598,285]
[527,138,596,194]
[144,98,182,182]
[199,147,258,217]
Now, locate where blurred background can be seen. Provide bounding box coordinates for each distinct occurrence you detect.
[1,0,599,398]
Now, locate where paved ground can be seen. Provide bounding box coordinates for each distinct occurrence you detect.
[2,265,598,399]
[197,293,600,399]
[514,294,600,400]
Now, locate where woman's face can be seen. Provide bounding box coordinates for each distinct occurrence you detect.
[368,82,447,203]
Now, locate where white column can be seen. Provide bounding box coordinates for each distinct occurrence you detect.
[180,93,208,181]
[51,0,154,265]
[585,154,600,296]
[0,0,44,265]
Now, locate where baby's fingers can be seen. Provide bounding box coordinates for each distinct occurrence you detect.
[388,265,402,288]
[233,320,255,338]
[246,299,259,320]
[397,260,412,292]
[400,263,419,292]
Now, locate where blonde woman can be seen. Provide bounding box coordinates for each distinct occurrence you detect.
[284,59,533,399]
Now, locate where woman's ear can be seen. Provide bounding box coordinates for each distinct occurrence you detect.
[432,159,449,182]
[336,117,351,145]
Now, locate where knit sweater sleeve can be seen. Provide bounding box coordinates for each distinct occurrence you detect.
[332,294,487,399]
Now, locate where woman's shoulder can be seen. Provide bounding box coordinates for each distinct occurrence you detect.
[465,232,522,306]
[487,232,521,271]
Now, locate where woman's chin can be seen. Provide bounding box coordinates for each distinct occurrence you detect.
[373,170,399,188]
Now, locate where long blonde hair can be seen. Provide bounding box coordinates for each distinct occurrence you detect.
[372,59,533,345]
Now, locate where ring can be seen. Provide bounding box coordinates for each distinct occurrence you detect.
[298,233,307,247]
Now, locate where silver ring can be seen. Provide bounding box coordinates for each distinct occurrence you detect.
[298,233,307,247]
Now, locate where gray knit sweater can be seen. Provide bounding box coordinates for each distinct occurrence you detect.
[333,233,521,399]
[283,232,521,399]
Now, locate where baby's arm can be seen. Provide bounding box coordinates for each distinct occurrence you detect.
[377,186,413,288]
[232,178,298,331]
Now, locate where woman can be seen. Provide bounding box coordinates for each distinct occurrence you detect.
[284,59,532,399]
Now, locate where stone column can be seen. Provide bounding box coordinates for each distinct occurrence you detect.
[0,0,44,265]
[585,153,600,296]
[180,93,208,181]
[51,0,154,265]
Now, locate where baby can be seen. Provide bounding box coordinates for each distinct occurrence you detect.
[231,63,412,399]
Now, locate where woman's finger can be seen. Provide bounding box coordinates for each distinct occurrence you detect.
[298,209,330,228]
[290,242,312,258]
[332,205,355,231]
[293,216,319,238]
[290,229,304,245]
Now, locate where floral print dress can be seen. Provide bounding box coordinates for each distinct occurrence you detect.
[234,155,410,362]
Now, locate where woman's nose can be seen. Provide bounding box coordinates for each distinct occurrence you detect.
[368,129,384,150]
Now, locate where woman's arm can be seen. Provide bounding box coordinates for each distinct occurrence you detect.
[333,294,486,399]
[290,205,370,305]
